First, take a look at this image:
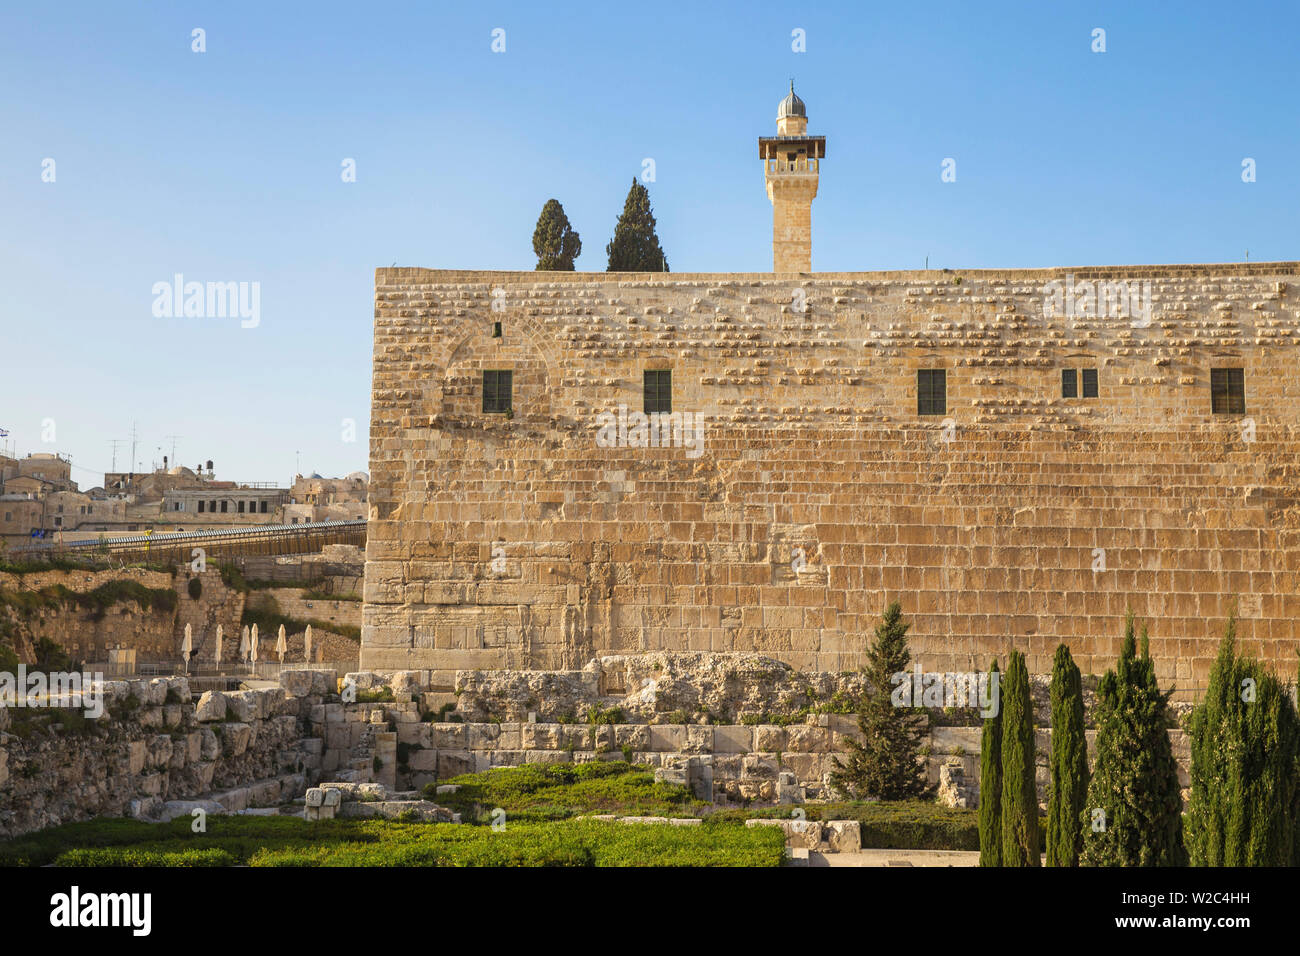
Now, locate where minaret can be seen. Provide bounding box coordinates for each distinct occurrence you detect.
[759,82,825,273]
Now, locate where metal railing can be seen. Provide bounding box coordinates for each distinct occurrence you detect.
[8,518,366,563]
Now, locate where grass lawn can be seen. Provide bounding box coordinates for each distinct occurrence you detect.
[0,815,785,868]
[428,759,706,823]
[0,761,997,865]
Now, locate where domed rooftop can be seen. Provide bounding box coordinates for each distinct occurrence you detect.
[777,81,806,119]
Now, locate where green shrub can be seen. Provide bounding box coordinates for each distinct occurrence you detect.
[55,847,235,867]
[1185,616,1300,866]
[33,637,71,672]
[585,705,624,725]
[187,577,203,600]
[1081,614,1187,867]
[1000,650,1039,867]
[830,602,933,800]
[1047,644,1088,867]
[424,761,702,823]
[979,659,1002,867]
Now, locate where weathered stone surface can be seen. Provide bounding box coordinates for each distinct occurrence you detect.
[825,820,861,853]
[194,692,227,722]
[362,266,1300,694]
[746,817,823,849]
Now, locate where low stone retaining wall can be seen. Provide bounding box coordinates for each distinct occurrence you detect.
[0,659,1196,840]
[0,671,335,838]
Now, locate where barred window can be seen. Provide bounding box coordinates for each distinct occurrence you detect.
[482,369,513,415]
[1210,367,1245,415]
[644,369,672,414]
[1062,368,1098,399]
[918,369,946,416]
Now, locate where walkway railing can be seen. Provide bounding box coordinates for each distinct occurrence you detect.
[10,519,366,564]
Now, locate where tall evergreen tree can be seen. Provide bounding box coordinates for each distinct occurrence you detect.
[605,179,668,272]
[1047,644,1089,866]
[1080,614,1188,866]
[1000,650,1040,866]
[978,659,1003,867]
[532,199,582,270]
[829,602,933,800]
[1185,615,1300,866]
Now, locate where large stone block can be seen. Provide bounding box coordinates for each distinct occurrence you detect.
[194,692,226,722]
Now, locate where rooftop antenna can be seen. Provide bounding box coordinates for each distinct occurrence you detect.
[107,439,124,473]
[129,421,139,474]
[163,434,182,466]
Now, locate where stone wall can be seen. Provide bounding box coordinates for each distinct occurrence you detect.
[0,566,178,665]
[174,567,246,661]
[0,672,333,838]
[0,662,1192,838]
[332,667,1191,808]
[364,264,1300,693]
[236,545,365,595]
[251,589,361,633]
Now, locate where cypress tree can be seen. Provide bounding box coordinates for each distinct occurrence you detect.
[1047,643,1089,866]
[532,199,582,270]
[978,659,1002,867]
[829,602,933,800]
[605,179,669,272]
[1185,615,1300,866]
[1000,650,1040,866]
[1080,614,1188,866]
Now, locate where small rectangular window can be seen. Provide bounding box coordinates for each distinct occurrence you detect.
[238,500,245,513]
[260,501,268,514]
[1211,367,1245,414]
[644,369,672,414]
[917,369,946,416]
[483,369,513,414]
[220,500,228,513]
[1081,368,1098,399]
[1061,369,1078,399]
[198,500,205,513]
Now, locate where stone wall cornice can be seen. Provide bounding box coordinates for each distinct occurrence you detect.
[376,261,1300,286]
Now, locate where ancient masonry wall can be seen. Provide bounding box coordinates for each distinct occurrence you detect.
[0,567,179,665]
[338,668,1192,807]
[0,672,332,838]
[0,664,1192,836]
[363,264,1300,693]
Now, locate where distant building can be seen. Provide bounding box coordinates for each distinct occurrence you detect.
[16,453,76,491]
[0,496,43,539]
[287,472,368,523]
[41,491,126,532]
[162,486,289,518]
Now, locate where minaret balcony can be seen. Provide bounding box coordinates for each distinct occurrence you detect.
[765,157,819,175]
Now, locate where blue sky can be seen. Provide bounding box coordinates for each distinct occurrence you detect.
[2,0,1296,484]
